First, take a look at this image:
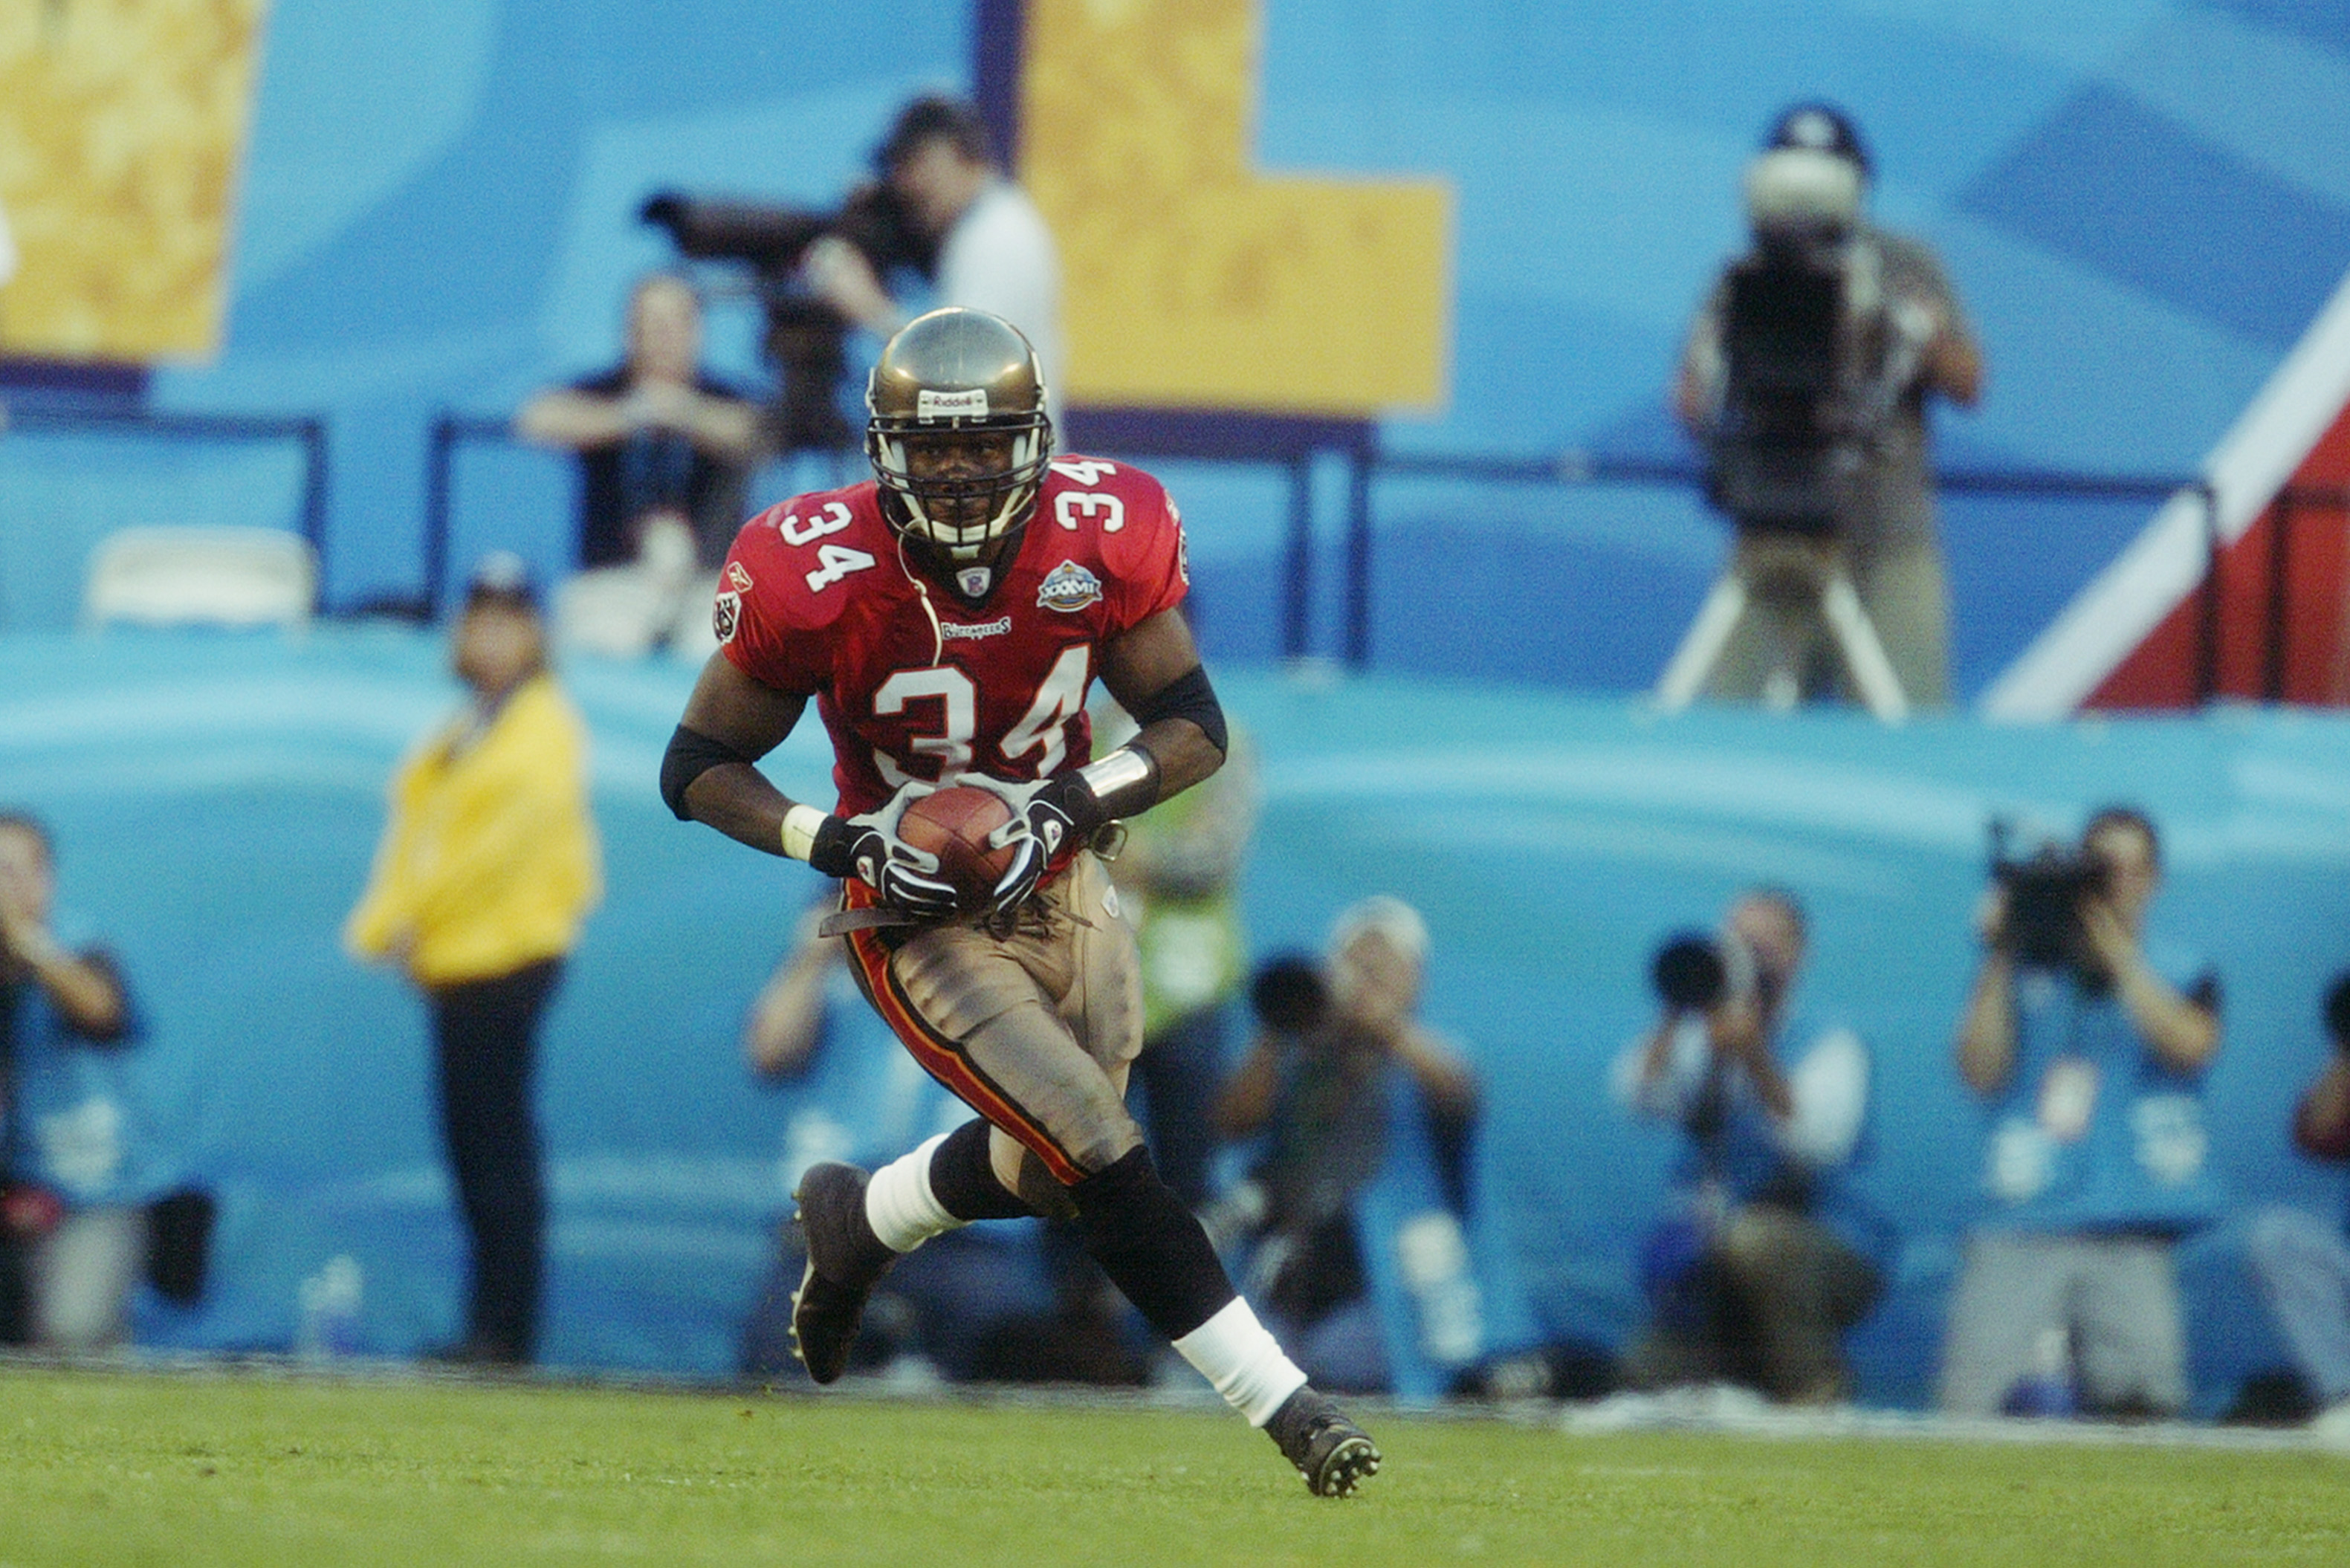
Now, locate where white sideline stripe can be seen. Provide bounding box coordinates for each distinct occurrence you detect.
[1558,1389,2334,1454]
[1981,265,2350,720]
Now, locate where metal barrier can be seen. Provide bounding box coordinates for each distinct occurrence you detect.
[426,410,2323,706]
[423,412,518,618]
[424,408,1366,649]
[5,404,331,554]
[1346,451,2226,698]
[2262,483,2350,703]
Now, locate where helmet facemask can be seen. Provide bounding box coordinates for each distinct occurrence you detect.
[867,407,1053,561]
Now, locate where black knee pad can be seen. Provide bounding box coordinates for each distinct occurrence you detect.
[1069,1147,1234,1341]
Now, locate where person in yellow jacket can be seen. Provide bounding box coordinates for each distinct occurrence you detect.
[346,554,601,1365]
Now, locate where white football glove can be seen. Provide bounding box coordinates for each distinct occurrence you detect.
[971,774,1095,913]
[817,780,960,919]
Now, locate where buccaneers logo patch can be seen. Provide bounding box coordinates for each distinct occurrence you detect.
[713,590,742,644]
[1037,560,1103,613]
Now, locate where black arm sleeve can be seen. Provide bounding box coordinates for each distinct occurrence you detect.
[661,723,757,821]
[1128,663,1227,758]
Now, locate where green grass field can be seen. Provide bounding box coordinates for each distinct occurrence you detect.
[2,1367,2345,1567]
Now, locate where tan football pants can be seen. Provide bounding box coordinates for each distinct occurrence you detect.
[843,851,1146,1214]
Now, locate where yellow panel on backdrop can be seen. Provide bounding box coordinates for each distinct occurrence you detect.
[1021,0,1451,417]
[0,0,268,362]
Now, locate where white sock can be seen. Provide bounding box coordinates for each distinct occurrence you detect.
[1171,1297,1309,1426]
[862,1133,963,1254]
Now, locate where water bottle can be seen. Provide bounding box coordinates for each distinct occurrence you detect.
[296,1254,366,1360]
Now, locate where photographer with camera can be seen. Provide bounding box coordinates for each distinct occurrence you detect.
[1614,888,1878,1405]
[2241,971,2350,1445]
[1211,898,1480,1393]
[800,95,1063,423]
[1664,103,1980,713]
[1940,806,2221,1417]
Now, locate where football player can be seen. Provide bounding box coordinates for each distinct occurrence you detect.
[661,308,1379,1497]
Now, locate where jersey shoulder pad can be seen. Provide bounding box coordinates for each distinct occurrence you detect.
[723,484,891,635]
[1040,456,1177,567]
[1039,456,1187,627]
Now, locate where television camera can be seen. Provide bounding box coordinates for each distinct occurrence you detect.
[1987,820,2114,979]
[638,183,930,452]
[1648,930,1775,1016]
[1703,146,1933,535]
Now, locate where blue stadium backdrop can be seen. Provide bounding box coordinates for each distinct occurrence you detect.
[4,635,2349,1410]
[4,0,2345,698]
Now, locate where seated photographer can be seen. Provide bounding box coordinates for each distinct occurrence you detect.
[515,272,765,580]
[1613,888,1878,1405]
[1940,807,2221,1418]
[800,95,1062,419]
[2242,971,2350,1445]
[1668,103,1980,712]
[1211,898,1480,1393]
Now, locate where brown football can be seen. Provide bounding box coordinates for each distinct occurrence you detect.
[896,784,1018,910]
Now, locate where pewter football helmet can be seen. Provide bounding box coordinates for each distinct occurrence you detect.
[866,308,1054,559]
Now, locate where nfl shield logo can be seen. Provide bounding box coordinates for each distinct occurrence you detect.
[958,567,993,598]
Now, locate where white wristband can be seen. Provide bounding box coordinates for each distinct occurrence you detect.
[780,804,829,862]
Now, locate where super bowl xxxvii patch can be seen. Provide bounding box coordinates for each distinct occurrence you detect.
[1037,560,1103,612]
[713,590,742,644]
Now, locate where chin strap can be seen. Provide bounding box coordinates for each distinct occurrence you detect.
[893,529,945,666]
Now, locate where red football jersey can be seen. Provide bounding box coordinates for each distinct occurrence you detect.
[716,456,1191,817]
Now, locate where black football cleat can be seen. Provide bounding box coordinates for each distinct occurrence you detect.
[1265,1385,1382,1498]
[789,1162,895,1385]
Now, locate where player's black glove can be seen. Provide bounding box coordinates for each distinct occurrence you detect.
[979,774,1100,913]
[807,784,960,919]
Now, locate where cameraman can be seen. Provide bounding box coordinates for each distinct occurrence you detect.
[1940,806,2221,1417]
[800,95,1063,421]
[1671,103,1980,710]
[2241,972,2350,1445]
[1614,888,1878,1405]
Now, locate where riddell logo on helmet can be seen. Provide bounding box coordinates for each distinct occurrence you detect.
[917,388,989,418]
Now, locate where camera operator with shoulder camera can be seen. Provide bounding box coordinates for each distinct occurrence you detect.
[1666,103,1980,713]
[800,96,1063,426]
[1614,888,1879,1405]
[1940,806,2221,1418]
